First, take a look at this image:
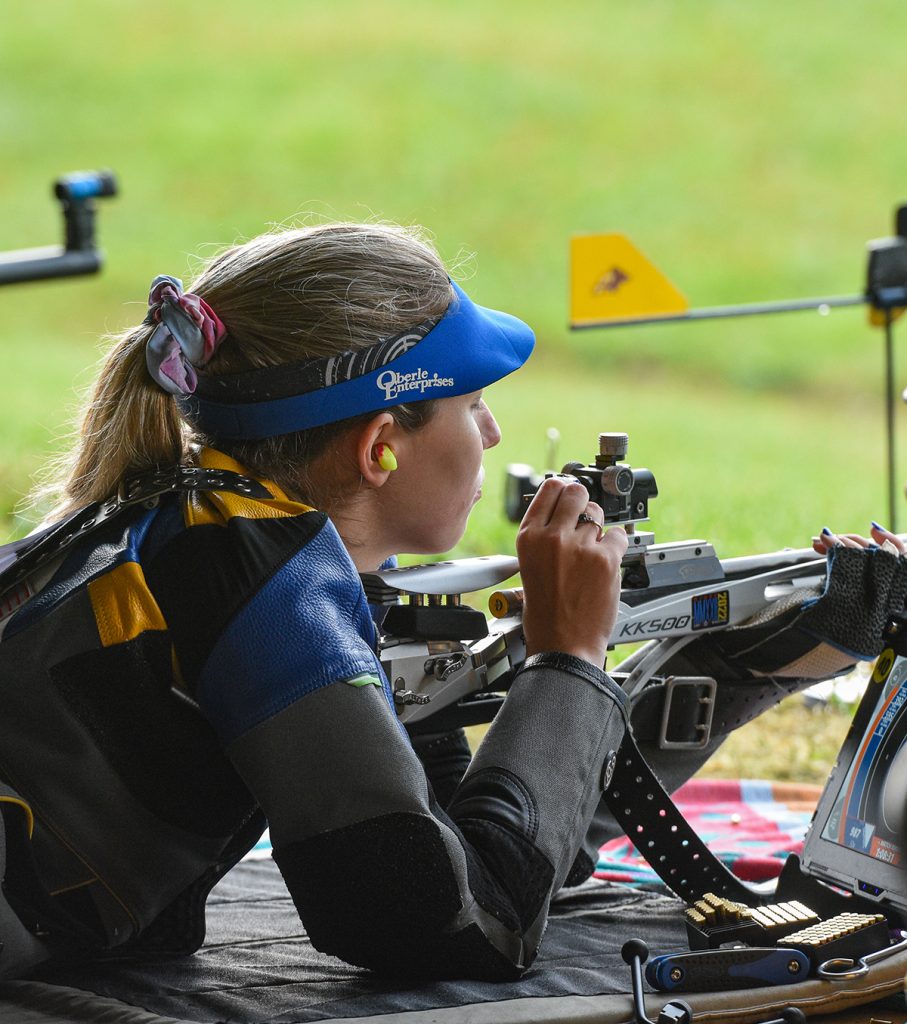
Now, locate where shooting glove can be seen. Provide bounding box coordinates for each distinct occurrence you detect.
[712,544,907,677]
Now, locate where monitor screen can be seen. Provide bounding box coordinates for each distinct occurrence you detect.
[801,647,907,913]
[819,660,907,867]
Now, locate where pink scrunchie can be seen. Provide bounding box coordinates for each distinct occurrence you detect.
[145,275,227,396]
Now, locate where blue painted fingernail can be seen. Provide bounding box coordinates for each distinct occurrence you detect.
[872,521,886,531]
[821,527,832,536]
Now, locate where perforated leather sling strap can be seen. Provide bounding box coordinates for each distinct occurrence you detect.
[0,466,273,598]
[603,726,768,906]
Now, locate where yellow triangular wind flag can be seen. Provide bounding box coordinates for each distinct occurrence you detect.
[570,233,689,327]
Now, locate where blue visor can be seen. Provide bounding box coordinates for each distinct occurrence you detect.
[178,282,535,440]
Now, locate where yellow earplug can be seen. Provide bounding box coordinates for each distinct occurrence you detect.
[375,443,398,472]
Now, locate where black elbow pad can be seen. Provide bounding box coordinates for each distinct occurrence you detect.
[273,811,525,980]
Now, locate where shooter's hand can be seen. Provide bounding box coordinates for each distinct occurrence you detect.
[516,476,628,668]
[812,522,907,556]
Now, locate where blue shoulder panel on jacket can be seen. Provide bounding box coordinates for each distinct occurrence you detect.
[196,520,392,744]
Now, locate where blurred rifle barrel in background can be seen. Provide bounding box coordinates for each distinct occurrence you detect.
[0,171,117,286]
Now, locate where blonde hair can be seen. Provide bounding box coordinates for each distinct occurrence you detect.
[41,223,453,519]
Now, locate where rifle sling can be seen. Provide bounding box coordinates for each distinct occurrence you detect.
[604,725,768,906]
[603,675,816,907]
[0,466,273,598]
[629,674,808,750]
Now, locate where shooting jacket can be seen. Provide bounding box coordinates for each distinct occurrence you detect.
[0,448,628,979]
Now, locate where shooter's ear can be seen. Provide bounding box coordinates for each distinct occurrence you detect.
[356,412,400,488]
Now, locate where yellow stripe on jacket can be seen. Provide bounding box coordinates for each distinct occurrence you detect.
[88,561,166,647]
[183,448,315,527]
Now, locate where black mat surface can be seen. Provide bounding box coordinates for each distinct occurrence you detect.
[17,860,688,1023]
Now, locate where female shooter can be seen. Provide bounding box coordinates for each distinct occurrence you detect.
[0,223,628,981]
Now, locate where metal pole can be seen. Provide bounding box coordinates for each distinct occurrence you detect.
[885,310,897,532]
[570,294,866,331]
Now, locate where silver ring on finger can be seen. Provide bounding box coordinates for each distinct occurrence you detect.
[576,511,604,540]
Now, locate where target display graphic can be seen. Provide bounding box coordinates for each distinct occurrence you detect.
[803,648,907,913]
[823,671,907,866]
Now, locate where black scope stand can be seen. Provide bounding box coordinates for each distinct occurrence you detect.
[867,213,907,532]
[0,170,117,287]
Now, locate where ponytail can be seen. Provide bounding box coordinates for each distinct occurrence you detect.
[37,324,186,521]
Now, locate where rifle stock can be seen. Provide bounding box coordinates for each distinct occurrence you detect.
[365,539,849,728]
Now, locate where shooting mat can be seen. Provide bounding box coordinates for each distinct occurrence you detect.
[0,859,904,1024]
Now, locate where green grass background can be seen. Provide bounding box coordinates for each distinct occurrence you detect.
[4,0,907,563]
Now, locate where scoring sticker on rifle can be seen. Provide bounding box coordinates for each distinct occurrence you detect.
[691,589,730,631]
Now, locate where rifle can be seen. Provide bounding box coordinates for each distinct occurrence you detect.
[365,539,830,732]
[362,432,837,734]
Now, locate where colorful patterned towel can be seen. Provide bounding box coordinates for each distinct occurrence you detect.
[595,778,822,888]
